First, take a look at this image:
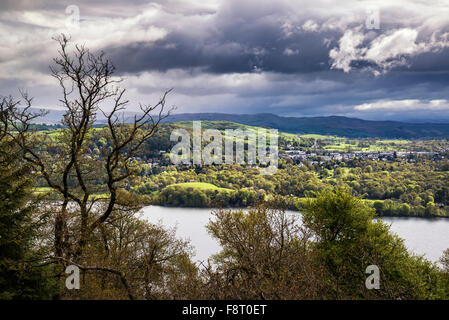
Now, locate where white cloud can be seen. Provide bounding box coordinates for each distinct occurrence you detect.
[354,99,449,111]
[283,48,299,56]
[302,19,319,32]
[329,29,365,73]
[0,4,168,90]
[330,27,449,75]
[0,4,167,50]
[365,29,420,62]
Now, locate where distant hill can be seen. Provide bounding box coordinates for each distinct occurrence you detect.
[162,113,449,139]
[33,109,449,138]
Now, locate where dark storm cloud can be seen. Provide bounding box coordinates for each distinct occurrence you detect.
[2,0,449,121]
[101,0,449,79]
[99,0,339,75]
[107,30,335,75]
[402,47,449,73]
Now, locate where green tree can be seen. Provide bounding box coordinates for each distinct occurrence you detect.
[0,101,57,298]
[302,188,446,299]
[204,205,325,299]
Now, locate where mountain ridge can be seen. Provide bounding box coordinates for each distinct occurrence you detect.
[33,109,449,138]
[162,113,449,138]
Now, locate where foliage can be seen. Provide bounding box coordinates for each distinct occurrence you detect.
[0,138,57,299]
[302,188,447,299]
[200,205,326,299]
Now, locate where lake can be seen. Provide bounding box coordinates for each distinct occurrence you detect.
[140,206,449,264]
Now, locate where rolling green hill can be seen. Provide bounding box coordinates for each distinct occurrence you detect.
[166,182,232,191]
[162,113,449,138]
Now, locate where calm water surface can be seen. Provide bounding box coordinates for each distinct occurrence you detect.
[140,206,449,263]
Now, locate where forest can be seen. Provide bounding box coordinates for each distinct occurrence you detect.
[32,121,449,218]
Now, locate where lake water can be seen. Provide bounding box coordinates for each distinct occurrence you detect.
[140,206,449,264]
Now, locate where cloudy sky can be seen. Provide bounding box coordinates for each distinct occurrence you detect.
[2,0,449,122]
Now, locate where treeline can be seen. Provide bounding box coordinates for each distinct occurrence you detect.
[373,199,441,217]
[155,185,265,207]
[133,159,449,217]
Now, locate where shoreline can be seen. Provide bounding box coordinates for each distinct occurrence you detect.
[144,205,449,220]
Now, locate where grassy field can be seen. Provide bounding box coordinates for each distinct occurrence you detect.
[33,187,110,200]
[37,121,426,153]
[299,134,344,140]
[43,126,106,140]
[175,120,297,141]
[175,124,414,152]
[33,187,54,194]
[167,182,232,191]
[314,136,414,152]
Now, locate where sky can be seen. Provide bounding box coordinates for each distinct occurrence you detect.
[1,0,449,122]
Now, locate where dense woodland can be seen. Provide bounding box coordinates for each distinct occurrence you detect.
[133,159,449,218]
[31,120,449,218]
[1,36,449,300]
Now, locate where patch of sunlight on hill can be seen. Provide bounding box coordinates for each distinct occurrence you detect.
[167,182,232,191]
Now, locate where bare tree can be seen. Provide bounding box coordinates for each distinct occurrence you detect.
[4,34,173,263]
[202,205,327,299]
